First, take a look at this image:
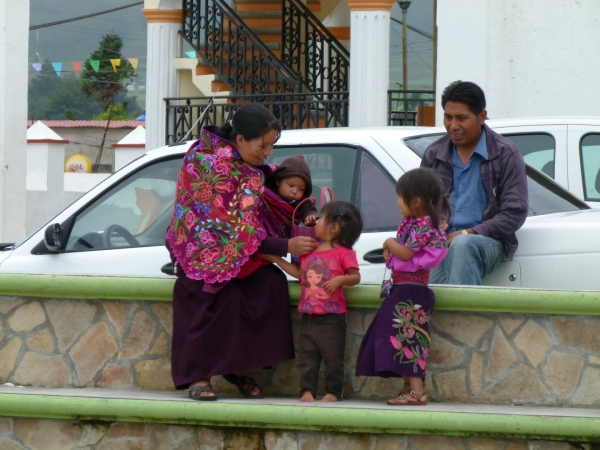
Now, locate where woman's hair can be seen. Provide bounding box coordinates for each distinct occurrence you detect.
[441,80,486,115]
[320,201,363,249]
[396,167,451,228]
[215,103,282,143]
[302,258,328,288]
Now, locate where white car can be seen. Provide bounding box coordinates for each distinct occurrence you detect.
[486,117,600,208]
[0,126,597,290]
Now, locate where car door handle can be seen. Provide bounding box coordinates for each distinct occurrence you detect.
[363,248,386,264]
[161,262,175,276]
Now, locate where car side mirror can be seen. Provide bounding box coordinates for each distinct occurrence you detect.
[44,223,63,253]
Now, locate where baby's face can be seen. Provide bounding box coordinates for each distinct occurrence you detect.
[276,176,307,201]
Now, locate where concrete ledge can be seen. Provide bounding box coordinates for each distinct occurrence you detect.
[0,387,599,441]
[2,273,600,314]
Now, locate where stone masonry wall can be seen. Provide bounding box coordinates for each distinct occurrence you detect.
[0,295,599,407]
[0,417,591,450]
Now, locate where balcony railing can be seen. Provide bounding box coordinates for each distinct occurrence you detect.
[388,90,436,126]
[165,92,349,144]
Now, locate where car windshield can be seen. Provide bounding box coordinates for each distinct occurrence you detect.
[403,134,589,216]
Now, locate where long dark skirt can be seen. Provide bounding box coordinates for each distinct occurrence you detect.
[171,264,295,390]
[355,283,434,379]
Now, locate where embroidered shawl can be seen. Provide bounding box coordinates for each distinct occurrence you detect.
[166,126,267,283]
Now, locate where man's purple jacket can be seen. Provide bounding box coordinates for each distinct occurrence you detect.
[420,123,529,260]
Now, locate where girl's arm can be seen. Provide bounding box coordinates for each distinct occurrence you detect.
[263,255,302,279]
[322,268,360,294]
[383,237,416,261]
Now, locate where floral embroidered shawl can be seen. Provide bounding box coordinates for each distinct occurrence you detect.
[166,126,267,283]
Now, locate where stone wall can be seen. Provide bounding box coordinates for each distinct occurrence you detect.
[0,417,590,450]
[0,295,599,407]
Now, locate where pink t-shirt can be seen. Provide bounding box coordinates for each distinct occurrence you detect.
[297,247,359,315]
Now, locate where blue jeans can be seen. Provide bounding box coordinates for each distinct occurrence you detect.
[430,234,505,286]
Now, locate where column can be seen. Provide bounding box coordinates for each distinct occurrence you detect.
[143,1,182,151]
[346,0,395,127]
[0,2,29,242]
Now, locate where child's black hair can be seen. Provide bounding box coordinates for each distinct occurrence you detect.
[320,201,363,249]
[396,167,451,228]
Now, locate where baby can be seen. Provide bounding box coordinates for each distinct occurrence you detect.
[267,155,318,225]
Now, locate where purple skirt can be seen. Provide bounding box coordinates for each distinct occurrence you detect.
[171,264,295,389]
[355,283,434,379]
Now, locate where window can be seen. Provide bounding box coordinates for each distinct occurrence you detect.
[580,134,600,201]
[270,145,359,209]
[356,152,400,231]
[526,166,588,216]
[503,134,555,178]
[65,157,181,252]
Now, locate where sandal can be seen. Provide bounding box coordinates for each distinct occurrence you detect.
[223,374,264,399]
[387,390,428,406]
[189,384,218,401]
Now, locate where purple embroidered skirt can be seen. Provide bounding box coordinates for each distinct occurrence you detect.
[171,264,295,389]
[355,283,434,379]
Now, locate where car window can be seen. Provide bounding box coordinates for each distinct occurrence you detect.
[270,145,359,209]
[403,133,445,157]
[503,133,555,178]
[65,157,181,252]
[580,134,600,201]
[356,152,400,231]
[526,166,589,215]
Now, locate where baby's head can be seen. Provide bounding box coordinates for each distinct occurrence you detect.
[272,155,312,202]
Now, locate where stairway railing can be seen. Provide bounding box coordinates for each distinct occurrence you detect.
[182,0,303,95]
[282,0,350,93]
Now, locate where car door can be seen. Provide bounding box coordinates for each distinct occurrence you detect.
[0,156,182,277]
[567,125,600,208]
[270,143,401,284]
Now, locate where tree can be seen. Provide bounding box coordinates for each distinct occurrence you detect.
[41,77,103,120]
[28,59,62,120]
[81,33,137,110]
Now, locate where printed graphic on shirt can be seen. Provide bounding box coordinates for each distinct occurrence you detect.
[298,247,358,315]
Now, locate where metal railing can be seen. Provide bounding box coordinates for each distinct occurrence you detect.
[388,90,436,126]
[182,0,303,95]
[282,0,350,93]
[165,92,349,144]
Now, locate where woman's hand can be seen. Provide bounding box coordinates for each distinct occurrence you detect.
[288,236,317,255]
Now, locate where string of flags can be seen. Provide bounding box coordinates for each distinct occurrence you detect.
[31,57,139,76]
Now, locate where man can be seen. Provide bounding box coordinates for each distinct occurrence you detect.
[421,80,528,285]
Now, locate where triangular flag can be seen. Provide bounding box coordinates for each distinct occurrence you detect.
[110,59,121,72]
[52,62,62,76]
[31,63,42,71]
[128,57,138,70]
[71,61,82,76]
[90,60,100,73]
[185,51,196,58]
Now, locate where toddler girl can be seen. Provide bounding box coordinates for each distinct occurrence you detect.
[355,168,449,406]
[266,201,363,402]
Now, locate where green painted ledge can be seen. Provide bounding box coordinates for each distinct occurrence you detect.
[1,273,600,315]
[0,392,599,441]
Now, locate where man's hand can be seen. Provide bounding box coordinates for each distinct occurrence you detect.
[304,215,318,225]
[288,236,317,255]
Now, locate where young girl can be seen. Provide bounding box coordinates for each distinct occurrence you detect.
[355,168,449,406]
[266,201,363,402]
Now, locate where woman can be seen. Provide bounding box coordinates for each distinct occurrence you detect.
[166,104,317,400]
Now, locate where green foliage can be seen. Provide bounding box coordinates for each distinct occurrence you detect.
[28,60,62,120]
[40,77,103,120]
[81,33,137,110]
[93,102,129,121]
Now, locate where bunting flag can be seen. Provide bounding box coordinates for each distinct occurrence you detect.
[110,59,121,72]
[90,60,100,73]
[185,51,197,58]
[31,63,42,71]
[128,57,138,70]
[71,61,82,76]
[52,62,62,76]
